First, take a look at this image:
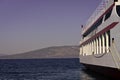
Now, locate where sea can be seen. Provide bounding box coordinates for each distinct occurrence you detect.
[0,58,110,80]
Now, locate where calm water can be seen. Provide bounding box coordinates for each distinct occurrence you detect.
[0,58,109,80]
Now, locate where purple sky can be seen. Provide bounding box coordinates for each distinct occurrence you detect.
[0,0,101,54]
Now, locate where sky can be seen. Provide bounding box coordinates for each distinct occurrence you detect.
[0,0,101,54]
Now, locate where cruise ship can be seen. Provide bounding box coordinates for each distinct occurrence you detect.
[79,0,120,79]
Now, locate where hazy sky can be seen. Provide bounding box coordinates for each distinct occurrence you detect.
[0,0,101,54]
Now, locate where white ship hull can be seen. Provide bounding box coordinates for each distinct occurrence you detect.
[79,0,120,79]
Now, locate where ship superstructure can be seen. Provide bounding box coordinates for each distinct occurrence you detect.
[79,0,120,79]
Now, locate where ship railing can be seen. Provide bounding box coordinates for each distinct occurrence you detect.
[82,0,114,34]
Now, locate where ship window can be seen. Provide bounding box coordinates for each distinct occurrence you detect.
[105,8,113,21]
[95,17,103,28]
[107,31,111,46]
[114,0,118,2]
[116,6,120,17]
[83,16,103,37]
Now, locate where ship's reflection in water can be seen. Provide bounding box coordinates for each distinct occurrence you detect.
[0,58,110,80]
[80,66,110,80]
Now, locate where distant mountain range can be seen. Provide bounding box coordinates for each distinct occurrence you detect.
[0,53,7,56]
[0,46,79,59]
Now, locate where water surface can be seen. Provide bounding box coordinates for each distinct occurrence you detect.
[0,58,109,80]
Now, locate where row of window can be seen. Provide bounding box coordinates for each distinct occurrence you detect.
[80,4,120,56]
[83,6,113,37]
[80,31,110,56]
[83,4,120,38]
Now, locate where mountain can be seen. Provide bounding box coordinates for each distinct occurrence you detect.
[0,53,7,56]
[0,46,79,59]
